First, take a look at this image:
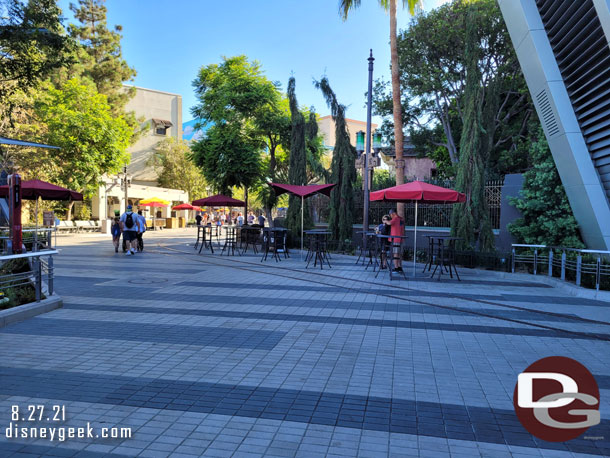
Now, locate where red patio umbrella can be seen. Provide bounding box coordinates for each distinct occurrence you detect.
[192,195,245,225]
[192,194,245,207]
[0,179,83,249]
[0,179,83,201]
[269,183,336,255]
[172,203,201,211]
[370,181,466,275]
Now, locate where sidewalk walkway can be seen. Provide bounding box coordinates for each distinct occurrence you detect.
[0,229,608,457]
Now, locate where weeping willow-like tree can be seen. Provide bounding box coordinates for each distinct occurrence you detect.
[284,77,312,239]
[450,10,495,251]
[315,77,357,247]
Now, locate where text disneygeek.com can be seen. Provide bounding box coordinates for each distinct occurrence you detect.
[5,422,132,442]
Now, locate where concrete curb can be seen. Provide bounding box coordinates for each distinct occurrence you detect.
[0,294,63,328]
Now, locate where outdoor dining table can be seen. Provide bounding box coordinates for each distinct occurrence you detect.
[260,227,289,262]
[304,230,332,270]
[424,235,462,281]
[197,225,215,254]
[374,234,409,281]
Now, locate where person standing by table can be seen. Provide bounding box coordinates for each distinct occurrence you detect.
[195,213,202,226]
[376,215,391,269]
[388,209,404,272]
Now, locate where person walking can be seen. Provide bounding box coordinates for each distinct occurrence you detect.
[111,217,122,253]
[258,213,266,227]
[247,212,255,224]
[237,213,244,226]
[388,209,405,272]
[195,213,202,226]
[136,210,146,252]
[120,205,140,256]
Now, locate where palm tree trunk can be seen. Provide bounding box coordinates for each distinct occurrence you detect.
[390,0,405,217]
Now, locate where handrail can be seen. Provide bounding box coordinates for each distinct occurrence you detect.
[511,244,610,290]
[0,250,58,261]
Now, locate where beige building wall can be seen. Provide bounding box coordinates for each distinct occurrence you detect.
[124,86,183,185]
[317,115,378,148]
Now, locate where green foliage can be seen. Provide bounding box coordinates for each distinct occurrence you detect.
[451,10,494,252]
[284,78,312,239]
[372,0,534,177]
[315,77,357,245]
[0,0,74,126]
[67,0,136,114]
[508,129,584,248]
[191,56,277,200]
[33,78,131,197]
[150,138,208,201]
[66,0,139,140]
[191,122,262,196]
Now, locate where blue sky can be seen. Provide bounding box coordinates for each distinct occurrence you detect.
[57,0,449,125]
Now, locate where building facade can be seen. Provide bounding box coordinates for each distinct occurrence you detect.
[499,0,610,249]
[91,86,188,224]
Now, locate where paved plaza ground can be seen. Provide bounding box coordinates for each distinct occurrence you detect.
[0,228,609,457]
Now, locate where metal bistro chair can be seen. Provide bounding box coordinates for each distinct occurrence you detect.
[261,228,282,262]
[431,237,461,281]
[194,225,205,250]
[241,227,261,254]
[220,225,240,256]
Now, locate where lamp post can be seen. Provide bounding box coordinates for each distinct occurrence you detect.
[120,165,131,213]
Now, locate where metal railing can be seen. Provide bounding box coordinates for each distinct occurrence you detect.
[0,227,56,255]
[0,250,57,304]
[512,244,610,291]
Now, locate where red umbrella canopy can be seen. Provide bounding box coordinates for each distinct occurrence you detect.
[192,194,245,207]
[269,183,336,198]
[0,179,83,201]
[370,181,465,203]
[172,203,201,211]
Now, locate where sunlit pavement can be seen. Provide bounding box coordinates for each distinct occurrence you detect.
[0,229,608,457]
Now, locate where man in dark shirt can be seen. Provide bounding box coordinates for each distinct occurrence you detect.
[258,214,266,227]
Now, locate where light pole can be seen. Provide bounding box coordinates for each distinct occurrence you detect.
[120,166,131,213]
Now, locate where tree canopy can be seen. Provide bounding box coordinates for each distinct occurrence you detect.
[316,77,356,246]
[0,0,73,127]
[150,137,208,201]
[191,56,282,199]
[372,0,534,178]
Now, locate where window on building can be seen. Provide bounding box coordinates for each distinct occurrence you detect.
[152,118,173,136]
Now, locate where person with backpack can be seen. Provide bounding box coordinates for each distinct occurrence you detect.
[120,205,140,256]
[136,210,146,252]
[111,217,122,253]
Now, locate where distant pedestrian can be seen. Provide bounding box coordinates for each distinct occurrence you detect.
[220,213,226,224]
[258,214,266,227]
[388,209,404,272]
[237,213,244,226]
[111,217,121,253]
[136,210,146,252]
[247,212,255,224]
[195,213,202,226]
[120,205,140,256]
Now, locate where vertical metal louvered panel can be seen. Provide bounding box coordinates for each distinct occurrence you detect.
[537,0,610,198]
[536,89,560,137]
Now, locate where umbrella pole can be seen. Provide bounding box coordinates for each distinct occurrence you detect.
[301,195,304,259]
[34,196,39,252]
[413,200,418,276]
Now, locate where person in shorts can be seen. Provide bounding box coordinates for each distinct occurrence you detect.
[111,217,121,253]
[388,209,404,272]
[120,205,140,256]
